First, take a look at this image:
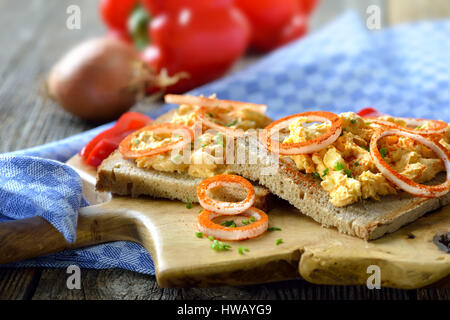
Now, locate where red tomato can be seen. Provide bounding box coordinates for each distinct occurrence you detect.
[143,6,250,93]
[235,0,299,51]
[100,0,138,33]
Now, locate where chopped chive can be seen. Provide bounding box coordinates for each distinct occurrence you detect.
[416,125,423,129]
[339,130,344,137]
[350,119,357,124]
[225,119,238,127]
[208,112,214,118]
[241,219,250,225]
[211,240,232,251]
[186,199,192,209]
[313,172,322,180]
[365,121,372,125]
[380,148,387,158]
[344,169,353,178]
[335,162,344,171]
[268,227,282,231]
[221,220,236,228]
[275,238,283,245]
[133,138,140,145]
[200,143,208,148]
[214,133,225,147]
[322,168,329,177]
[195,232,203,238]
[363,145,370,152]
[208,235,214,241]
[238,246,249,255]
[354,161,360,167]
[249,216,256,222]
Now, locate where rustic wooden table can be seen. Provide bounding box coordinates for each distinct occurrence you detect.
[0,0,449,300]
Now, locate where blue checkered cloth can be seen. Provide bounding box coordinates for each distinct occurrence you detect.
[1,12,449,274]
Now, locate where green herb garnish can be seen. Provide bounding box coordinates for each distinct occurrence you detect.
[322,168,329,177]
[225,119,238,127]
[208,235,214,241]
[365,121,372,126]
[350,119,357,124]
[186,199,192,209]
[195,232,203,238]
[214,133,225,147]
[238,247,249,255]
[221,220,236,228]
[416,125,423,129]
[275,238,283,245]
[354,161,360,167]
[208,112,214,118]
[132,138,140,145]
[268,227,282,231]
[241,219,250,225]
[313,172,322,180]
[344,169,353,178]
[380,148,387,158]
[335,162,344,171]
[211,240,232,251]
[249,216,256,222]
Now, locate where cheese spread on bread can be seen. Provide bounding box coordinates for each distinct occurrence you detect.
[284,112,450,207]
[135,99,272,178]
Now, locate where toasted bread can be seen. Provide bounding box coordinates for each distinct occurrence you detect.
[96,150,273,211]
[229,136,450,240]
[96,109,273,211]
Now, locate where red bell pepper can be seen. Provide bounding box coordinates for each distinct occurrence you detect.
[357,107,383,118]
[140,0,250,93]
[235,0,316,51]
[100,0,138,36]
[80,112,152,167]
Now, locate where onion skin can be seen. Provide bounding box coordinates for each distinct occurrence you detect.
[48,37,148,123]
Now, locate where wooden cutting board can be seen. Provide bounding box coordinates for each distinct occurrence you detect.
[0,154,449,288]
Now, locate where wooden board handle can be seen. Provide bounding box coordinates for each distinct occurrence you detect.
[0,204,140,264]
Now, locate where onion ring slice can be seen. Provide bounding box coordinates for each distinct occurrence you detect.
[165,94,267,114]
[197,174,255,215]
[197,207,269,241]
[119,123,193,159]
[370,128,450,198]
[261,111,342,155]
[369,117,447,136]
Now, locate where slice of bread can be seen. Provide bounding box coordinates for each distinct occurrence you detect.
[229,136,450,240]
[96,151,273,211]
[95,109,273,211]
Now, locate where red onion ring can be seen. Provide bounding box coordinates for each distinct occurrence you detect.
[261,111,342,155]
[197,207,269,241]
[370,128,450,198]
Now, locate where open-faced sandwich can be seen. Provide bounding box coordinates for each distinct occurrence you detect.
[96,94,274,211]
[231,110,450,240]
[96,94,450,241]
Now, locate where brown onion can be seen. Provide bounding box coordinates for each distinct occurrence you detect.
[47,37,151,123]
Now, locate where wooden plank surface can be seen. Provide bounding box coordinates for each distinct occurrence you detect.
[0,0,449,300]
